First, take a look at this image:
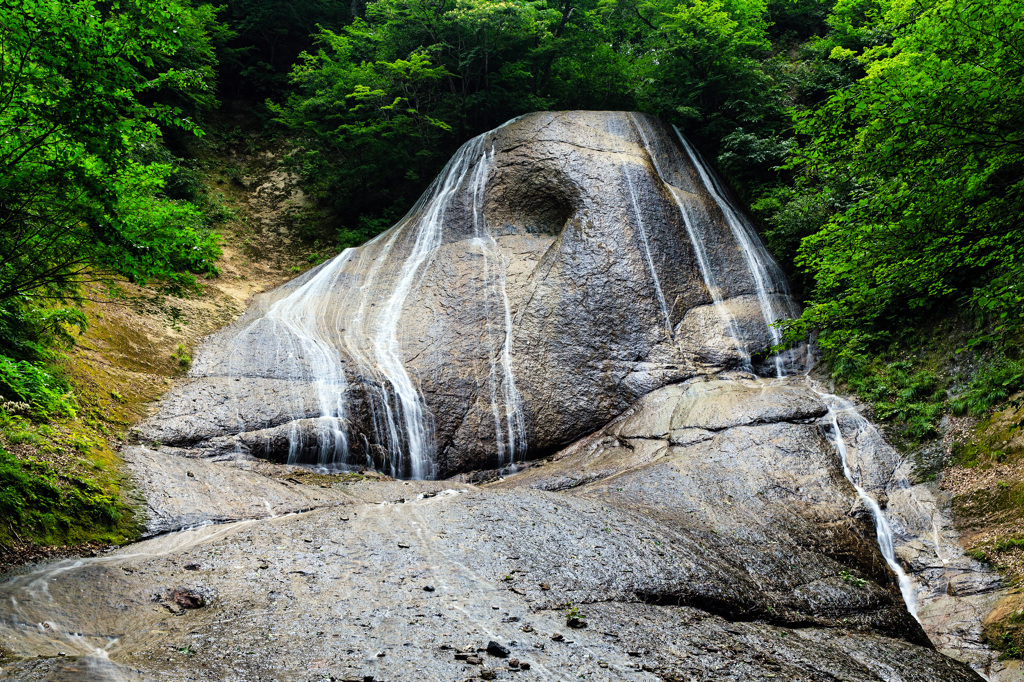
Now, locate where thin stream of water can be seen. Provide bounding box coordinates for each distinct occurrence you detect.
[673,126,799,377]
[817,391,920,620]
[470,144,526,465]
[628,114,749,366]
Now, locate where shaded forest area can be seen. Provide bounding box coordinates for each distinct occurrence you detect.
[1,0,1023,635]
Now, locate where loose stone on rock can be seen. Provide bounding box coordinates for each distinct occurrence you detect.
[486,640,510,657]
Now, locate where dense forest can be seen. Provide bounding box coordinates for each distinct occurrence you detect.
[1,0,1022,579]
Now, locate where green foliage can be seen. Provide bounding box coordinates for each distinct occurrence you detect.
[171,344,192,370]
[270,22,455,226]
[994,537,1024,553]
[0,0,223,312]
[839,570,868,587]
[951,358,1024,417]
[271,0,795,236]
[0,356,76,420]
[217,0,352,96]
[836,352,945,443]
[783,0,1024,352]
[0,446,128,546]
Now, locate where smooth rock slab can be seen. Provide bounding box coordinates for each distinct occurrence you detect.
[0,375,984,680]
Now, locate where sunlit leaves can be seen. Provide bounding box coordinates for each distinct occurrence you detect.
[787,0,1024,348]
[0,0,222,324]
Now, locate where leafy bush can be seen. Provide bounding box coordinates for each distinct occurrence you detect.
[785,0,1024,352]
[952,358,1024,417]
[0,356,76,420]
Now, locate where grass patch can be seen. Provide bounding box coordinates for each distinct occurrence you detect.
[0,443,135,547]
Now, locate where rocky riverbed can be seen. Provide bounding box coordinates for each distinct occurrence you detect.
[0,374,1004,681]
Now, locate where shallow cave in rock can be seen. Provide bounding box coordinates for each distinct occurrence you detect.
[486,166,578,236]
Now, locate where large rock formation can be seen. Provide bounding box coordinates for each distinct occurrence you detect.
[0,375,987,680]
[0,112,997,681]
[137,110,800,478]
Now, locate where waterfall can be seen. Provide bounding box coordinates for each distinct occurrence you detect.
[629,114,748,366]
[470,144,526,466]
[367,138,484,480]
[672,126,800,377]
[819,391,920,620]
[634,116,918,617]
[223,130,527,478]
[621,152,675,341]
[227,251,355,467]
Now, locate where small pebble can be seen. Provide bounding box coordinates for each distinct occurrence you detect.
[486,640,510,658]
[551,633,564,642]
[520,662,531,670]
[509,658,520,668]
[423,585,436,592]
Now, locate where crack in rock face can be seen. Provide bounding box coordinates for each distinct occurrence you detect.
[135,111,804,478]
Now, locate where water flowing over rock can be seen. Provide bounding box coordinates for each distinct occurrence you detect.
[0,111,1002,680]
[137,111,802,478]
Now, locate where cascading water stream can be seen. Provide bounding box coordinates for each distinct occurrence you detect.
[819,391,920,621]
[629,114,748,367]
[673,126,799,377]
[369,140,486,479]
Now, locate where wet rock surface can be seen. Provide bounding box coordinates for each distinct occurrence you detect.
[0,112,1001,680]
[135,111,801,477]
[0,375,987,680]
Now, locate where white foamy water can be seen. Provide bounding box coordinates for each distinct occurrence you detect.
[222,128,529,478]
[673,126,800,377]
